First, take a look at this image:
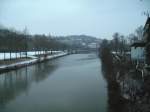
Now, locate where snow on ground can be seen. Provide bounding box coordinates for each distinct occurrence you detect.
[0,51,62,60]
[0,51,68,70]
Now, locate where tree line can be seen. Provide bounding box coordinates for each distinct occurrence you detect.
[100,26,144,56]
[0,27,69,53]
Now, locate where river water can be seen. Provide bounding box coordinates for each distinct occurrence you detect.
[0,53,108,112]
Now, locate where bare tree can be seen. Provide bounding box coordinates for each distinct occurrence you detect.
[135,26,143,41]
[128,33,138,44]
[23,27,28,58]
[112,32,120,53]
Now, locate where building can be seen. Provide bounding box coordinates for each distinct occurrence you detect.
[130,17,150,65]
[87,43,98,49]
[131,42,146,63]
[143,17,150,42]
[143,17,150,65]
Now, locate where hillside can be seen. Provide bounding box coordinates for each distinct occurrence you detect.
[54,35,101,49]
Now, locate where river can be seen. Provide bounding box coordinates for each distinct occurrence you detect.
[0,53,108,112]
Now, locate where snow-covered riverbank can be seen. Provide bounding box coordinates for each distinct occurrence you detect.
[0,51,63,60]
[0,51,68,73]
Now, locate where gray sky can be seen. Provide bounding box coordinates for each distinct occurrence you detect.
[0,0,150,38]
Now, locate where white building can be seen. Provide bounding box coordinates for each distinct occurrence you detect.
[87,43,98,49]
[131,42,146,62]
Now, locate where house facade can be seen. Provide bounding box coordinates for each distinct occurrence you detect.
[143,17,150,65]
[130,17,150,65]
[131,42,146,63]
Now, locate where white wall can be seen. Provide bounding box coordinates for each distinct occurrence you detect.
[131,47,145,61]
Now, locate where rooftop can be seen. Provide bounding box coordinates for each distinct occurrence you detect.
[144,17,150,30]
[131,42,146,47]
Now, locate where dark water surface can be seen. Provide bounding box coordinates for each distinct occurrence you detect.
[0,54,107,112]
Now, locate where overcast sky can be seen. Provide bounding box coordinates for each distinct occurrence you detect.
[0,0,150,38]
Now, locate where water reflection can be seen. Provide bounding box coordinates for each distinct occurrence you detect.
[0,61,57,108]
[0,54,107,112]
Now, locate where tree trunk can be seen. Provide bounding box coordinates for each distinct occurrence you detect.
[20,52,21,58]
[26,51,27,59]
[16,52,17,59]
[10,51,11,60]
[4,51,5,61]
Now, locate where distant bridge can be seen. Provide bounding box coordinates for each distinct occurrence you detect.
[68,49,99,54]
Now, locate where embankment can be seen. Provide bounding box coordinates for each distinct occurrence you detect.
[0,52,68,73]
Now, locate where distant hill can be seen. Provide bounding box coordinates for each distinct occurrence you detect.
[54,35,101,49]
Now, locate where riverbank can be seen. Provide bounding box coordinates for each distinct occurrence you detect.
[0,51,68,73]
[99,48,150,112]
[113,54,150,112]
